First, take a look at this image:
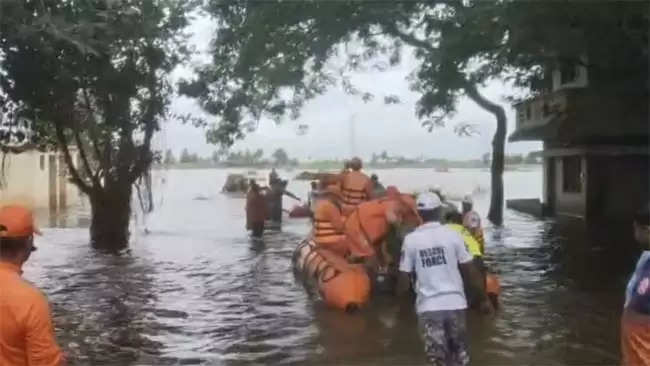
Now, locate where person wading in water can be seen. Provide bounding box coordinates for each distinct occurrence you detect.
[397,193,492,366]
[0,205,66,366]
[246,181,268,238]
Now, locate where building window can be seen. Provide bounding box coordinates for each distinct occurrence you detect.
[560,62,577,84]
[562,156,582,193]
[39,155,45,171]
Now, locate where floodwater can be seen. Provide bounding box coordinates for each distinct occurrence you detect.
[24,167,639,365]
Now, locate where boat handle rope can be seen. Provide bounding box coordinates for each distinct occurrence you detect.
[319,265,340,283]
[311,256,328,280]
[303,249,321,273]
[294,240,312,264]
[305,246,340,283]
[295,240,341,283]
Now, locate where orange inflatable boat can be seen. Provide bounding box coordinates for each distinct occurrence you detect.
[288,203,311,218]
[293,239,371,312]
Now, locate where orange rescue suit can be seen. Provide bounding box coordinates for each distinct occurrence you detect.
[312,199,348,256]
[340,171,373,214]
[621,310,650,366]
[344,200,397,258]
[0,262,65,366]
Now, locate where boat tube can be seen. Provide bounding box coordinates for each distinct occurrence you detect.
[293,239,370,312]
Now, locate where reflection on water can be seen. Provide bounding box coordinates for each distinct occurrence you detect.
[22,168,635,365]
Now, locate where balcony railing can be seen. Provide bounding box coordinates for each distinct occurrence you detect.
[514,90,569,130]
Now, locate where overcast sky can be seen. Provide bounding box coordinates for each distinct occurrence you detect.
[162,15,541,161]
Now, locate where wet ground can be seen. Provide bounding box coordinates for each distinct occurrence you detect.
[24,168,638,365]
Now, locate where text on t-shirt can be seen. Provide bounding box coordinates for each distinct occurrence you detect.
[419,246,447,267]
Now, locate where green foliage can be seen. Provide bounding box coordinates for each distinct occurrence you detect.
[0,0,195,195]
[164,149,176,165]
[225,149,266,166]
[272,148,290,166]
[188,0,646,226]
[180,148,199,163]
[187,1,647,146]
[504,154,524,165]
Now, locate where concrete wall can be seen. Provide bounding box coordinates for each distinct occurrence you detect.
[553,155,587,218]
[547,153,649,221]
[586,155,650,222]
[0,151,81,209]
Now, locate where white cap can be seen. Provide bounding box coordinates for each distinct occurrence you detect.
[416,192,442,211]
[462,194,473,204]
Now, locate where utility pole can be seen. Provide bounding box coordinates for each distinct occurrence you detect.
[349,113,356,157]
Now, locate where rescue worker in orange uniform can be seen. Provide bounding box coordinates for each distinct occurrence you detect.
[345,186,421,271]
[0,205,66,366]
[246,181,268,238]
[312,186,348,257]
[340,157,373,216]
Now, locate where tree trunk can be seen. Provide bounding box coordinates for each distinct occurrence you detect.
[89,183,132,251]
[464,83,506,226]
[487,110,506,226]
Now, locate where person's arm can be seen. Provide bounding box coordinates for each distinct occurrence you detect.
[396,237,415,296]
[472,256,487,293]
[455,238,492,315]
[365,179,374,200]
[26,293,66,365]
[283,190,301,201]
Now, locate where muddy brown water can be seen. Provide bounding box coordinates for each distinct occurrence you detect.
[24,168,637,365]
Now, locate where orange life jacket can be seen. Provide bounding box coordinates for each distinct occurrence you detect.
[313,199,346,245]
[341,171,371,209]
[621,310,650,366]
[344,199,399,258]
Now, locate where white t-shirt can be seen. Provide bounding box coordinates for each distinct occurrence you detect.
[399,221,473,313]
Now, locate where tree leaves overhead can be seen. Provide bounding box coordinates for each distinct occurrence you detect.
[185,0,420,147]
[189,0,647,147]
[0,0,195,194]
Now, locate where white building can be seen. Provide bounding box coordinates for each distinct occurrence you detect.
[0,149,82,210]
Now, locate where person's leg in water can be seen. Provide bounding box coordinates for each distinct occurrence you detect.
[418,310,452,366]
[251,221,264,238]
[444,309,470,366]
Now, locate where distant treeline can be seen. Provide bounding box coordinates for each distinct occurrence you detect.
[156,148,542,170]
[158,148,299,169]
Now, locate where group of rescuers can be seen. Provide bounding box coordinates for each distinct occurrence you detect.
[249,156,650,366]
[2,172,650,365]
[308,157,493,365]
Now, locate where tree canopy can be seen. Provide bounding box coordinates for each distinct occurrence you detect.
[184,0,647,225]
[272,148,290,166]
[0,0,195,248]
